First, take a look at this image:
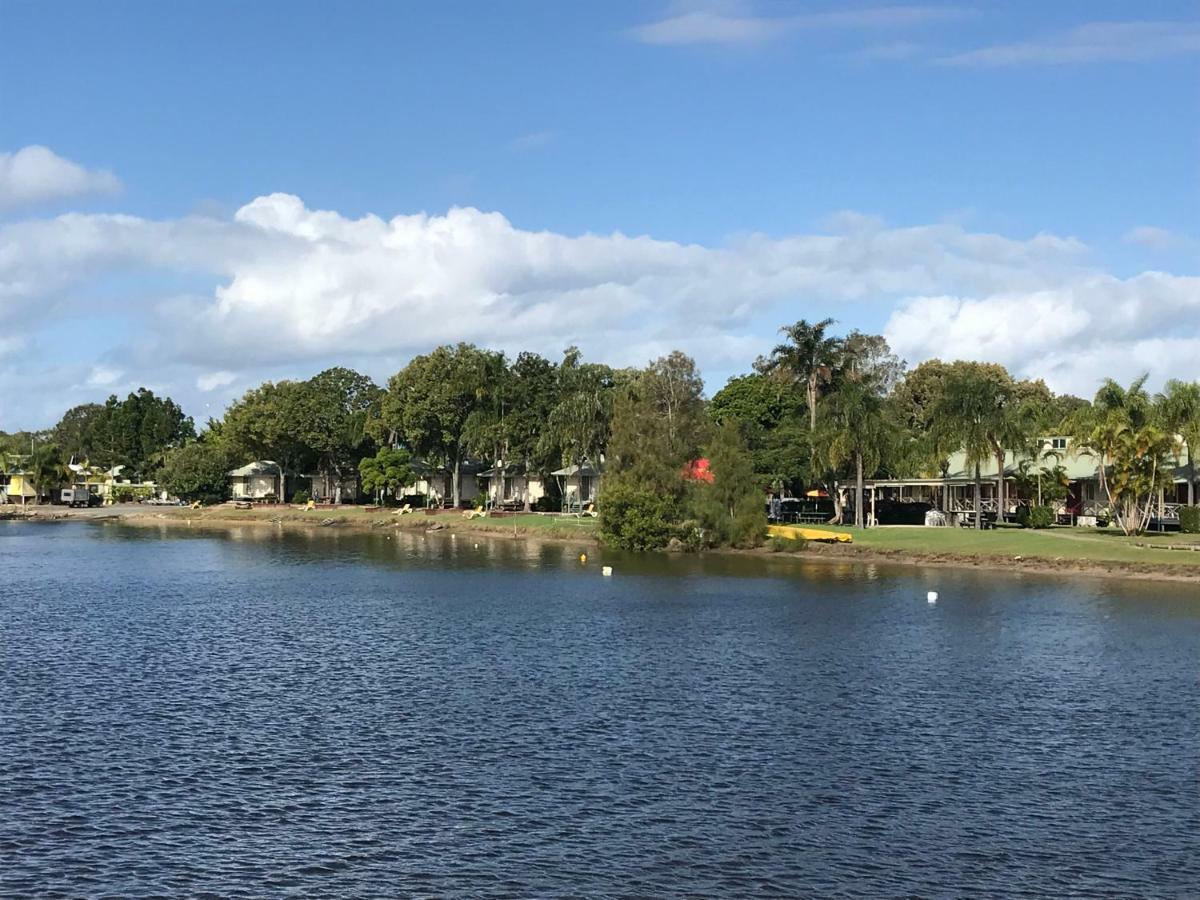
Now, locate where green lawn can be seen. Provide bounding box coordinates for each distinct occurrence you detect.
[798,524,1200,568]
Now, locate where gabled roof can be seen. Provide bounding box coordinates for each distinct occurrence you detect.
[228,460,281,477]
[551,460,603,478]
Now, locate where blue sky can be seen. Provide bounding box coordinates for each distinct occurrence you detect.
[1,1,1197,428]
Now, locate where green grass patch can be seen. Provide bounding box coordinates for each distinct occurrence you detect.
[796,524,1200,568]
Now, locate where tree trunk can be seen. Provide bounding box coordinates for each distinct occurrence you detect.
[1189,445,1195,506]
[451,450,461,508]
[974,461,982,530]
[854,451,864,528]
[807,376,818,432]
[996,449,1006,521]
[830,477,843,524]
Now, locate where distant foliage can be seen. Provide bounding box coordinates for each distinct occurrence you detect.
[1180,507,1200,534]
[599,482,677,552]
[291,489,311,505]
[691,421,766,548]
[158,441,232,504]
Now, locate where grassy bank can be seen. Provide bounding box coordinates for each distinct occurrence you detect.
[103,504,603,543]
[793,524,1200,574]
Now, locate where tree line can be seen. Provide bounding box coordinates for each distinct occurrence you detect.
[6,320,1199,545]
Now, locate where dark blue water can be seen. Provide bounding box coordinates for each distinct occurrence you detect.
[2,522,1198,897]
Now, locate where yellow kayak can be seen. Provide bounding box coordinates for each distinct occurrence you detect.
[768,524,853,544]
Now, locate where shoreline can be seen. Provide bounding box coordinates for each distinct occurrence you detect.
[6,504,1200,585]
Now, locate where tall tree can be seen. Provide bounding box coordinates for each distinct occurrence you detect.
[763,318,843,433]
[29,443,68,503]
[221,380,315,497]
[299,367,383,493]
[1071,376,1176,534]
[691,421,766,548]
[1158,379,1200,506]
[51,403,106,462]
[382,343,497,507]
[931,365,1006,529]
[818,380,893,527]
[540,347,620,470]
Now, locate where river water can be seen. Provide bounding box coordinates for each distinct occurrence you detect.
[2,521,1198,897]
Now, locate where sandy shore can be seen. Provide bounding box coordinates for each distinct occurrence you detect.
[6,503,1200,585]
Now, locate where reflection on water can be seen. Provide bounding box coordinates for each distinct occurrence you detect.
[2,520,1198,897]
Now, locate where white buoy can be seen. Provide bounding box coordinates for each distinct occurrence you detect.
[927,591,938,604]
[602,566,613,577]
[474,543,478,549]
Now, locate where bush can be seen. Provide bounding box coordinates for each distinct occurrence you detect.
[292,489,311,504]
[675,519,703,552]
[768,535,807,553]
[599,483,677,551]
[1180,506,1200,534]
[533,495,559,513]
[1015,505,1030,527]
[1025,505,1055,529]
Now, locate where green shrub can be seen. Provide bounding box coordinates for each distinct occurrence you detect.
[292,489,311,504]
[768,535,807,553]
[675,520,703,552]
[1180,506,1200,534]
[599,483,677,551]
[1015,505,1030,527]
[1025,505,1055,529]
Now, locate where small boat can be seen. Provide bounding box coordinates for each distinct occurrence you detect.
[767,524,853,544]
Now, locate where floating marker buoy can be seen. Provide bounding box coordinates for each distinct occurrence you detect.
[474,543,478,549]
[927,591,938,604]
[602,566,613,577]
[579,553,587,564]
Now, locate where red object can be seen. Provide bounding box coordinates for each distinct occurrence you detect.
[684,458,714,483]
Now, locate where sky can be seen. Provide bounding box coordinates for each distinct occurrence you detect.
[1,0,1197,429]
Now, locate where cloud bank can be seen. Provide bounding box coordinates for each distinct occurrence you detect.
[0,145,121,210]
[0,191,1196,428]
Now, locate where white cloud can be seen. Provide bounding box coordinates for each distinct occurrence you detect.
[630,3,966,46]
[883,272,1200,396]
[86,365,123,387]
[941,21,1200,67]
[0,192,1196,425]
[508,130,557,152]
[196,370,237,392]
[1123,225,1196,253]
[0,146,121,210]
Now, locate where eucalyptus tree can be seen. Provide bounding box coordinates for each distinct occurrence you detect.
[1158,379,1200,505]
[763,318,843,433]
[540,347,620,470]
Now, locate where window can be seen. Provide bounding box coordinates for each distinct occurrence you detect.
[1041,437,1068,450]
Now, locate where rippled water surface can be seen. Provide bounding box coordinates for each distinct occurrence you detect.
[2,521,1199,897]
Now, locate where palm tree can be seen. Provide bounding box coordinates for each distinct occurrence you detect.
[767,318,842,433]
[1157,379,1200,506]
[931,369,1001,529]
[29,444,67,504]
[1070,376,1175,535]
[987,391,1038,519]
[819,381,892,527]
[1069,376,1151,510]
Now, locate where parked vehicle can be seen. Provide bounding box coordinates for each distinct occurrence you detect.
[56,487,93,508]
